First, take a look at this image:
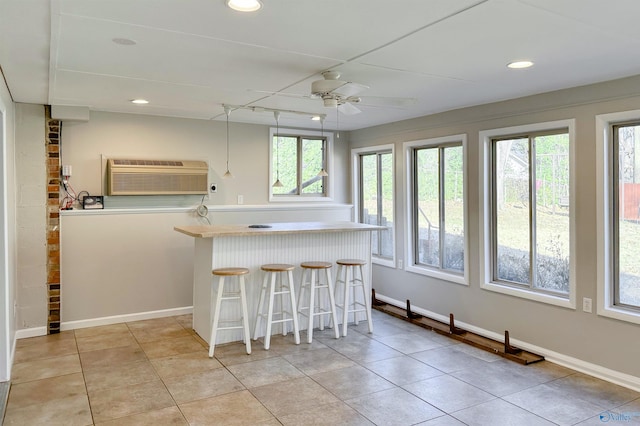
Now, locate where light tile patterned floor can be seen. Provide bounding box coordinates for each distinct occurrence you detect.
[3,310,639,425]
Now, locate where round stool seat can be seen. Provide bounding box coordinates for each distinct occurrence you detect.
[300,261,332,269]
[261,263,295,272]
[213,267,249,276]
[336,259,367,266]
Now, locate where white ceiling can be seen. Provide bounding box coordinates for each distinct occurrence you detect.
[2,0,640,131]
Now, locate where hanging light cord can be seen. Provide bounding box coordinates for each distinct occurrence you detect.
[336,105,340,139]
[276,114,279,180]
[226,109,230,171]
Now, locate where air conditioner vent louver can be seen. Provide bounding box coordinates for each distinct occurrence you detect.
[107,158,208,195]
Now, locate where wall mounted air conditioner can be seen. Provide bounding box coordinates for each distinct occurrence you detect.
[107,159,208,195]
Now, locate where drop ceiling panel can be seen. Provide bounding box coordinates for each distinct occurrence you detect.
[52,71,261,120]
[4,0,640,131]
[58,0,485,60]
[0,0,50,103]
[54,14,340,90]
[518,0,640,41]
[358,1,640,87]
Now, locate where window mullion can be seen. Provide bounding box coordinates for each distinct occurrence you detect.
[297,137,303,194]
[439,147,446,270]
[612,127,621,305]
[413,148,420,266]
[490,141,499,282]
[376,153,383,255]
[529,137,537,289]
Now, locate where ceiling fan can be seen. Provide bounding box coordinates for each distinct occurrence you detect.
[254,71,417,115]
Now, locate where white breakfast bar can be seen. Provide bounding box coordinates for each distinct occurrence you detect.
[174,221,381,344]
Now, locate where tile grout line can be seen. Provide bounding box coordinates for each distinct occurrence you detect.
[0,380,9,424]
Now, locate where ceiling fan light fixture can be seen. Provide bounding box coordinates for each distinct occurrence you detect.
[323,98,338,108]
[226,0,262,12]
[507,60,534,69]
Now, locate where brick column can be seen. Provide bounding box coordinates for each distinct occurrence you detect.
[45,106,61,334]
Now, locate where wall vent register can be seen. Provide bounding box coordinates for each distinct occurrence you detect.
[107,158,208,195]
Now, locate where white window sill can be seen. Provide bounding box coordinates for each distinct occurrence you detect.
[597,304,640,326]
[372,257,395,269]
[481,281,574,309]
[269,196,334,203]
[406,265,468,286]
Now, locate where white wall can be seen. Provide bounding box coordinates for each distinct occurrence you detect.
[55,111,353,326]
[349,75,640,384]
[15,104,46,329]
[0,79,17,381]
[60,111,350,207]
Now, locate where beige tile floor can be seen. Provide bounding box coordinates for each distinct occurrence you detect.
[3,310,640,425]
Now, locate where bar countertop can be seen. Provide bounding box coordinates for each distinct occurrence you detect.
[174,221,383,238]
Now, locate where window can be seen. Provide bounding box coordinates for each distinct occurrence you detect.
[352,145,395,267]
[596,110,640,324]
[270,128,332,201]
[480,120,575,308]
[405,135,468,284]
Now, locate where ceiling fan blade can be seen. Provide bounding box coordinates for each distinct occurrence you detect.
[332,82,369,98]
[248,89,315,99]
[338,102,362,115]
[358,96,417,108]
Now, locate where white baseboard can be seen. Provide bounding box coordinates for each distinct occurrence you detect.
[375,294,640,392]
[14,306,193,339]
[14,326,47,340]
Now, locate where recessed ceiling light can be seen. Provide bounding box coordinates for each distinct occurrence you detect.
[226,0,262,12]
[131,99,149,104]
[112,38,136,46]
[507,60,534,69]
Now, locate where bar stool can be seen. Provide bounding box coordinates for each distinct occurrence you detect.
[253,263,301,350]
[209,267,251,358]
[335,259,373,336]
[297,261,340,343]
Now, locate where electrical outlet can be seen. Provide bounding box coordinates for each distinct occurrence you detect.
[582,297,593,313]
[237,195,244,205]
[210,183,217,193]
[398,259,403,269]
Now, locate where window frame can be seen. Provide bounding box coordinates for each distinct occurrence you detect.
[479,120,576,308]
[269,127,333,202]
[352,144,395,268]
[404,134,469,285]
[596,110,640,325]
